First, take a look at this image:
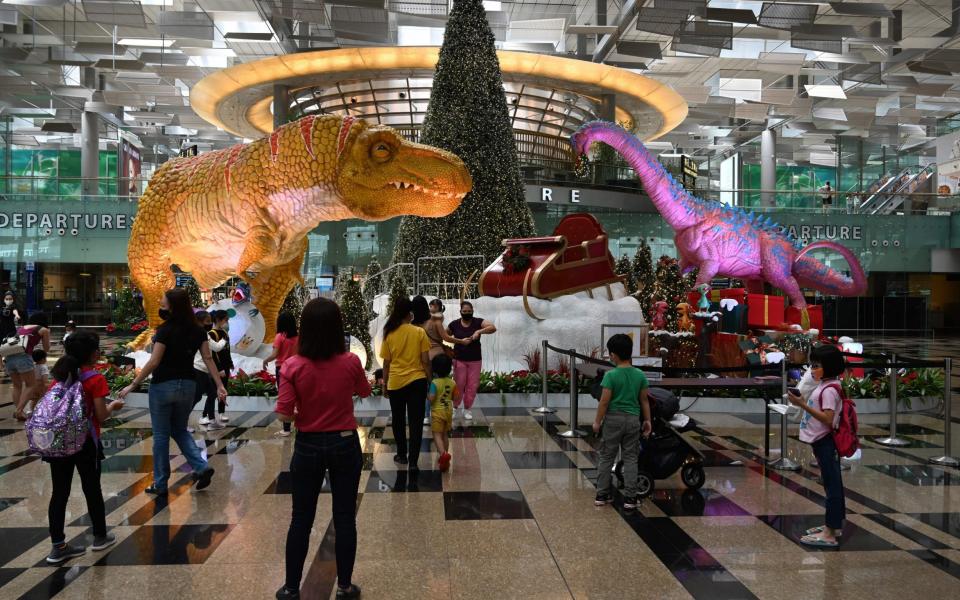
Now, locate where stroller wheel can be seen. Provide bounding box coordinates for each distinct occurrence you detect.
[681,464,706,490]
[636,471,654,498]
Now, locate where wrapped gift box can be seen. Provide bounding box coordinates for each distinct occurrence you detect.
[716,288,747,303]
[746,294,785,329]
[785,305,824,331]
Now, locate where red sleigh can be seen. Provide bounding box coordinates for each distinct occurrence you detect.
[478,213,623,318]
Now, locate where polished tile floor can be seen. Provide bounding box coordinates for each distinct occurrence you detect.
[0,335,957,599]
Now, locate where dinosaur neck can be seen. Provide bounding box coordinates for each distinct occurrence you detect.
[583,125,701,230]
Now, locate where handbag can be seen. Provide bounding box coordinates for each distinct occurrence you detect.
[0,335,25,357]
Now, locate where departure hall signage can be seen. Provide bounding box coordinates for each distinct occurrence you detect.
[0,212,131,235]
[778,224,863,242]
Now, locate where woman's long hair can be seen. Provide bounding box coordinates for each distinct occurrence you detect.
[298,298,346,360]
[164,288,198,329]
[383,296,412,342]
[51,330,100,383]
[411,295,430,326]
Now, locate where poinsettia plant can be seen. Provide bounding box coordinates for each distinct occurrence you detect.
[502,244,532,274]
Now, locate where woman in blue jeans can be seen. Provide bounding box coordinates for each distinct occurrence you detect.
[274,298,371,600]
[118,288,227,495]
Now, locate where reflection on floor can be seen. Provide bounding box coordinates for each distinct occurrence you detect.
[1,332,958,598]
[1,389,959,600]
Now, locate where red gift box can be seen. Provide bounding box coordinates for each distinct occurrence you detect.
[717,288,747,303]
[786,306,823,331]
[746,294,785,329]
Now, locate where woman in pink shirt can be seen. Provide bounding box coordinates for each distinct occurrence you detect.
[275,298,370,600]
[264,312,300,437]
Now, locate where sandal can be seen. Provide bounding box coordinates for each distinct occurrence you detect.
[800,534,839,548]
[804,526,842,537]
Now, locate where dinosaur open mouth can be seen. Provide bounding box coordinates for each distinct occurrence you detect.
[386,181,465,199]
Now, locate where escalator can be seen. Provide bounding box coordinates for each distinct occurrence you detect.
[856,167,912,213]
[868,164,935,215]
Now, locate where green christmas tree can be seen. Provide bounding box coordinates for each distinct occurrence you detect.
[632,240,655,302]
[362,258,385,318]
[280,284,309,324]
[181,276,203,307]
[651,256,686,332]
[615,254,637,294]
[391,0,535,285]
[111,286,145,329]
[339,276,373,369]
[386,272,409,316]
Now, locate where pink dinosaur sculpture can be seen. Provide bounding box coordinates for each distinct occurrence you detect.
[571,122,867,323]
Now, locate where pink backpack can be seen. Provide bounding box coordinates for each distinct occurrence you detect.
[820,382,860,458]
[25,371,97,458]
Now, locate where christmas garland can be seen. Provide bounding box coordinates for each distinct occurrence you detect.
[503,244,532,273]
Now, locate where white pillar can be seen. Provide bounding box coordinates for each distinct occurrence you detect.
[761,128,776,207]
[80,111,98,196]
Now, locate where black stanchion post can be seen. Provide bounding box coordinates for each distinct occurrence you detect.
[560,348,586,438]
[769,359,801,471]
[876,353,909,447]
[533,340,555,414]
[930,357,958,467]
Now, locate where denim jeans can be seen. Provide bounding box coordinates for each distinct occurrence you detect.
[149,378,209,491]
[812,434,846,530]
[284,430,362,592]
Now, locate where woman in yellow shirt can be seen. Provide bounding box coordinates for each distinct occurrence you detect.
[379,296,431,470]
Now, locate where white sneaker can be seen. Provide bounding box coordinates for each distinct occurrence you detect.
[219,414,229,423]
[463,410,473,421]
[199,416,211,426]
[423,417,430,425]
[206,421,225,430]
[275,429,292,437]
[454,408,462,421]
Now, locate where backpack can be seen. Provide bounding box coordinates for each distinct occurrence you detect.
[821,381,859,458]
[25,370,98,458]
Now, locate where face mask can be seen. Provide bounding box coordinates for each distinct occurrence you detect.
[3,300,12,306]
[461,312,473,320]
[158,308,170,321]
[222,323,229,331]
[204,324,213,331]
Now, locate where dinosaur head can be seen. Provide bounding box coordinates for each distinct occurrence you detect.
[335,120,472,220]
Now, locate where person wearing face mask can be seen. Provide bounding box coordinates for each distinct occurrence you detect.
[117,288,226,495]
[0,291,22,340]
[446,301,496,421]
[202,310,233,425]
[2,293,33,419]
[191,311,227,431]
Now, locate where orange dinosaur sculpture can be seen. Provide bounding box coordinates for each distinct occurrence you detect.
[127,114,472,348]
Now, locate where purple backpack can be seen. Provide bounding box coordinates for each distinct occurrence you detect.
[26,371,97,458]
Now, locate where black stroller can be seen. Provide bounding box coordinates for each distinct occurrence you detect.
[611,387,705,498]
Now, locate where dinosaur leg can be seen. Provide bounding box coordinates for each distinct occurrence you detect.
[778,276,811,329]
[249,239,307,343]
[694,260,719,288]
[235,224,278,279]
[127,250,175,350]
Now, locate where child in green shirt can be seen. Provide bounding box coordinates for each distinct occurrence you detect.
[593,334,652,509]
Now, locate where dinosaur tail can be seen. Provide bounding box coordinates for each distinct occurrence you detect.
[793,241,868,297]
[571,121,700,230]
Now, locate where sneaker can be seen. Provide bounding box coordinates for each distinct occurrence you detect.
[275,429,292,438]
[275,586,300,600]
[199,416,211,426]
[194,467,215,490]
[463,410,473,421]
[336,584,361,599]
[46,542,85,564]
[423,417,430,425]
[186,426,196,433]
[453,408,462,421]
[219,414,230,423]
[91,533,117,551]
[393,454,408,465]
[144,485,167,495]
[594,494,613,506]
[622,496,639,510]
[438,452,452,472]
[206,421,226,431]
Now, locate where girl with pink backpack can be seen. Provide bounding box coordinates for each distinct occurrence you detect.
[35,331,125,563]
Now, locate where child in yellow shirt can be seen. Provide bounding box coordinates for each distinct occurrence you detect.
[428,354,459,471]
